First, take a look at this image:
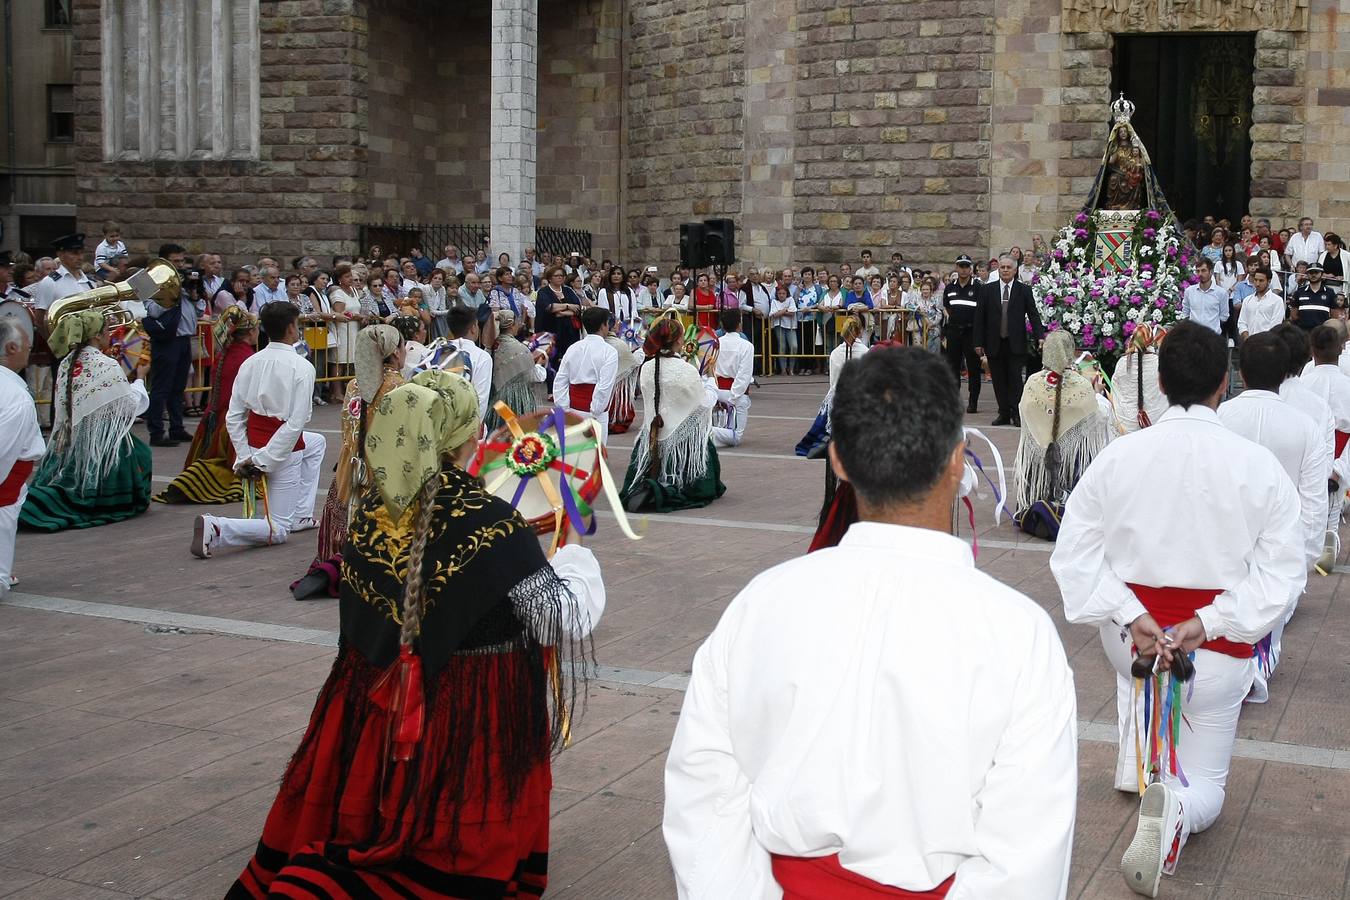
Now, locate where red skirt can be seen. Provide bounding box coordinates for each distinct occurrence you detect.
[229,648,553,899]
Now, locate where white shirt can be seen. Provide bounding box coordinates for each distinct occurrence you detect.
[1281,377,1337,482]
[30,264,95,311]
[94,239,126,268]
[664,523,1077,899]
[1052,405,1305,643]
[0,366,45,507]
[596,288,636,323]
[750,282,772,316]
[554,333,619,418]
[1109,351,1166,434]
[829,339,863,391]
[713,331,754,402]
[434,257,464,275]
[226,341,316,473]
[1286,230,1326,267]
[449,337,494,421]
[1300,364,1350,483]
[1237,290,1284,336]
[769,294,797,329]
[1218,390,1328,567]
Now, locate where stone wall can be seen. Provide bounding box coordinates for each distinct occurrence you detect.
[537,0,623,258]
[624,0,746,269]
[72,0,368,263]
[1294,0,1350,235]
[366,0,489,224]
[792,0,994,272]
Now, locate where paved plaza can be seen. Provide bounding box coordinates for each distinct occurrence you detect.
[2,377,1349,899]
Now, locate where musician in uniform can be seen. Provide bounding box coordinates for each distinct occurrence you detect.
[29,234,95,331]
[943,254,983,413]
[1289,263,1343,331]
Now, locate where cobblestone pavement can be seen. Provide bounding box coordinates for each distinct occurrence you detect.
[3,376,1349,899]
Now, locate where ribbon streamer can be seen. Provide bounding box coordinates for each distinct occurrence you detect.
[963,426,1007,525]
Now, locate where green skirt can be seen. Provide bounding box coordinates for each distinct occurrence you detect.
[19,437,154,532]
[619,440,726,512]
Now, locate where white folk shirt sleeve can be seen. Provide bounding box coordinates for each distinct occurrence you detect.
[538,544,606,639]
[553,344,575,411]
[1052,406,1306,643]
[591,342,619,417]
[664,525,1076,900]
[715,334,754,403]
[225,344,316,472]
[0,369,45,485]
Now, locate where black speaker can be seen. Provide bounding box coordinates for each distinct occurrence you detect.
[680,222,708,269]
[702,218,737,266]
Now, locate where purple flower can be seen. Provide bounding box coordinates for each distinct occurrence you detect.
[1146,210,1161,222]
[1064,295,1077,306]
[1141,279,1154,290]
[1045,295,1057,306]
[1129,294,1143,306]
[1083,332,1097,347]
[1047,321,1060,331]
[1053,249,1064,260]
[1141,264,1153,272]
[1107,295,1121,307]
[1154,297,1167,308]
[1075,213,1089,225]
[1074,228,1090,240]
[1167,246,1177,258]
[1103,337,1117,352]
[1123,321,1137,336]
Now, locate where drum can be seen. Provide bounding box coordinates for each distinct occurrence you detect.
[109,324,150,376]
[469,403,639,555]
[407,338,472,380]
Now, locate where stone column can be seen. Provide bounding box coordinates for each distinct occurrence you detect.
[490,0,537,262]
[740,0,797,270]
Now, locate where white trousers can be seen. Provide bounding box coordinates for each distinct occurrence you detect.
[0,489,22,599]
[212,434,325,547]
[1101,625,1253,865]
[711,394,751,447]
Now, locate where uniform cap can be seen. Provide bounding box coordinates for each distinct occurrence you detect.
[955,254,973,266]
[51,233,86,252]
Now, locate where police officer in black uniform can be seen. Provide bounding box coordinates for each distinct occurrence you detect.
[1290,262,1343,331]
[943,254,982,412]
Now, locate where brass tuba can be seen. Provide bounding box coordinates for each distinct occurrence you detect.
[47,258,182,333]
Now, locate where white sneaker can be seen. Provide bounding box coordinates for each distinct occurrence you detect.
[1121,782,1184,896]
[191,515,218,559]
[291,516,318,533]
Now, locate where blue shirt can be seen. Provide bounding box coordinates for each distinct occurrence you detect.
[1182,281,1229,334]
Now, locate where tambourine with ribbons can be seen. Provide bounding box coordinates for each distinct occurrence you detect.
[408,339,473,380]
[469,403,641,557]
[684,324,720,377]
[109,324,150,376]
[528,332,556,363]
[615,320,644,352]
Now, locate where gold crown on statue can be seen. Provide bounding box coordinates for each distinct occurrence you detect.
[1111,93,1136,125]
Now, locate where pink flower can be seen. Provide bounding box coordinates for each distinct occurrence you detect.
[1103,337,1117,352]
[1146,210,1161,222]
[1123,321,1137,336]
[1154,297,1167,308]
[1047,321,1060,331]
[1143,228,1157,240]
[1107,295,1121,307]
[1075,212,1089,225]
[1129,294,1143,306]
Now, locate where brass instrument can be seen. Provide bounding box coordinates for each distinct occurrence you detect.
[46,258,182,333]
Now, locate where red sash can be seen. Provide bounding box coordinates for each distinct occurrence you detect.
[1335,430,1349,458]
[0,459,35,506]
[717,375,734,390]
[1126,583,1252,659]
[246,411,305,452]
[569,383,596,411]
[771,855,953,899]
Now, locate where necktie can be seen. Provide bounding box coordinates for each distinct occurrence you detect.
[1000,282,1009,338]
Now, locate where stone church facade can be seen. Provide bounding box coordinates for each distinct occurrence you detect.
[66,0,1349,271]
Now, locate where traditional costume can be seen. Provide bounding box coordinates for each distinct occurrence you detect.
[1051,404,1304,894]
[20,310,153,531]
[449,334,494,421]
[621,318,726,512]
[665,521,1077,897]
[1013,332,1112,540]
[230,372,605,899]
[154,306,257,505]
[795,319,865,457]
[484,309,547,434]
[1217,388,1326,701]
[192,337,325,555]
[1281,372,1339,570]
[603,333,640,436]
[553,330,618,446]
[292,325,405,600]
[1300,361,1350,544]
[1111,326,1167,433]
[0,362,44,593]
[711,328,753,447]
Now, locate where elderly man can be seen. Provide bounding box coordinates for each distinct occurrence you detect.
[458,271,488,309]
[975,254,1044,427]
[1286,217,1326,268]
[29,234,95,331]
[435,243,463,274]
[0,318,44,597]
[253,265,288,306]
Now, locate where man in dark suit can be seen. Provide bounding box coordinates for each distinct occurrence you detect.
[975,255,1044,426]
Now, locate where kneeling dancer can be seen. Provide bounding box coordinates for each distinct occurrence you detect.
[1051,321,1305,897]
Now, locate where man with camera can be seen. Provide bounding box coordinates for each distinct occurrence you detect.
[143,244,200,447]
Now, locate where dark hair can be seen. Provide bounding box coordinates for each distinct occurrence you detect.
[1326,232,1341,247]
[1157,320,1227,408]
[157,243,186,258]
[719,308,742,332]
[1237,332,1289,392]
[259,301,300,341]
[1193,256,1213,271]
[1273,323,1310,377]
[1311,323,1342,364]
[1251,266,1273,283]
[831,347,963,508]
[448,305,476,338]
[391,314,421,342]
[581,306,609,333]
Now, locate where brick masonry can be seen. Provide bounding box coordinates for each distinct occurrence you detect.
[72,0,369,263]
[792,0,994,270]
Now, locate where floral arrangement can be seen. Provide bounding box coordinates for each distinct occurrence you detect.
[1032,209,1197,357]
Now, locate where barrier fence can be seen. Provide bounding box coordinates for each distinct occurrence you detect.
[31,307,939,408]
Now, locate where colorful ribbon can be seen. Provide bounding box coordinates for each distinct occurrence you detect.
[962,427,1007,525]
[1131,647,1192,795]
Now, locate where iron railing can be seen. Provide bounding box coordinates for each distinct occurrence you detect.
[358,223,592,263]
